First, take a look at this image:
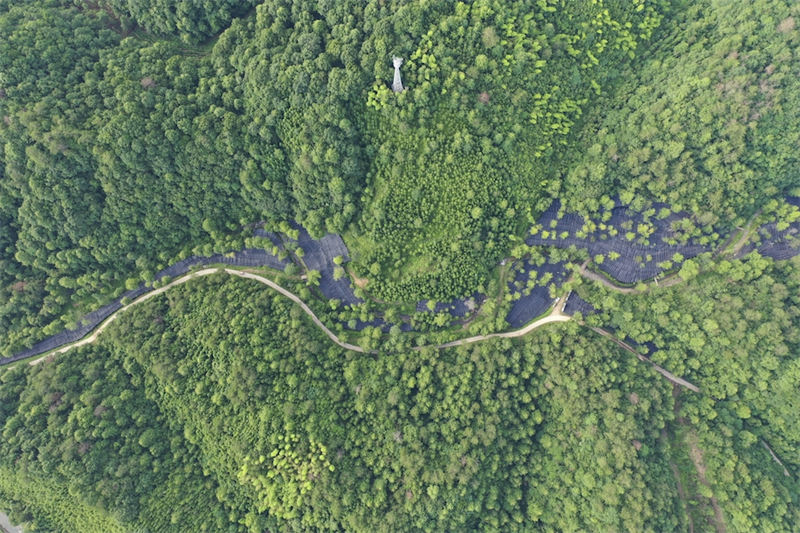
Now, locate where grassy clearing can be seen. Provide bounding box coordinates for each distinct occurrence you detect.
[665,411,728,533]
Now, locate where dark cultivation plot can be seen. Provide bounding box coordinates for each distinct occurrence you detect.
[318,276,362,306]
[253,228,285,249]
[285,223,362,306]
[1,221,373,365]
[1,220,371,365]
[505,260,568,328]
[160,248,290,277]
[341,317,413,333]
[563,291,596,317]
[527,200,712,283]
[743,197,800,261]
[625,337,659,358]
[0,300,125,365]
[759,233,800,260]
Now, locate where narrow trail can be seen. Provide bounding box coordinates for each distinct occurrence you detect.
[669,460,695,533]
[579,260,683,294]
[588,326,700,392]
[30,267,367,365]
[30,268,224,365]
[686,430,728,533]
[671,387,726,533]
[761,440,792,478]
[227,269,367,353]
[724,209,763,258]
[580,211,763,295]
[579,261,637,294]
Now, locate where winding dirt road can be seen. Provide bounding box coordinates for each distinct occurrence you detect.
[31,268,223,364]
[22,268,698,394]
[228,269,367,353]
[31,267,367,365]
[428,298,570,350]
[28,268,569,363]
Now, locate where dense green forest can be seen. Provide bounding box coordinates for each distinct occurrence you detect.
[1,272,797,531]
[2,0,800,530]
[574,254,800,531]
[1,0,664,353]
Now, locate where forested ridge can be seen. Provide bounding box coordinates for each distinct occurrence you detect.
[1,0,665,353]
[1,0,800,531]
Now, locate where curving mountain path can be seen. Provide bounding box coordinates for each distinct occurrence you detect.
[19,267,701,395]
[7,197,799,367]
[28,267,368,365]
[29,267,567,364]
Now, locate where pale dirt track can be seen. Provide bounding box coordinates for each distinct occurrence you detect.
[428,301,570,350]
[227,269,367,353]
[30,268,367,365]
[29,268,565,363]
[589,326,699,392]
[30,268,222,365]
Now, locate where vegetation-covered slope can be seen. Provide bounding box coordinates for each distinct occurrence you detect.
[2,0,800,354]
[1,269,797,531]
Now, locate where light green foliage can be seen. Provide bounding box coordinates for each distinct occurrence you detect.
[0,276,684,531]
[238,434,332,520]
[1,261,798,530]
[563,0,800,222]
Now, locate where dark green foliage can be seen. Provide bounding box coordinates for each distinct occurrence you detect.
[94,0,259,43]
[0,347,230,532]
[3,0,799,353]
[0,1,122,353]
